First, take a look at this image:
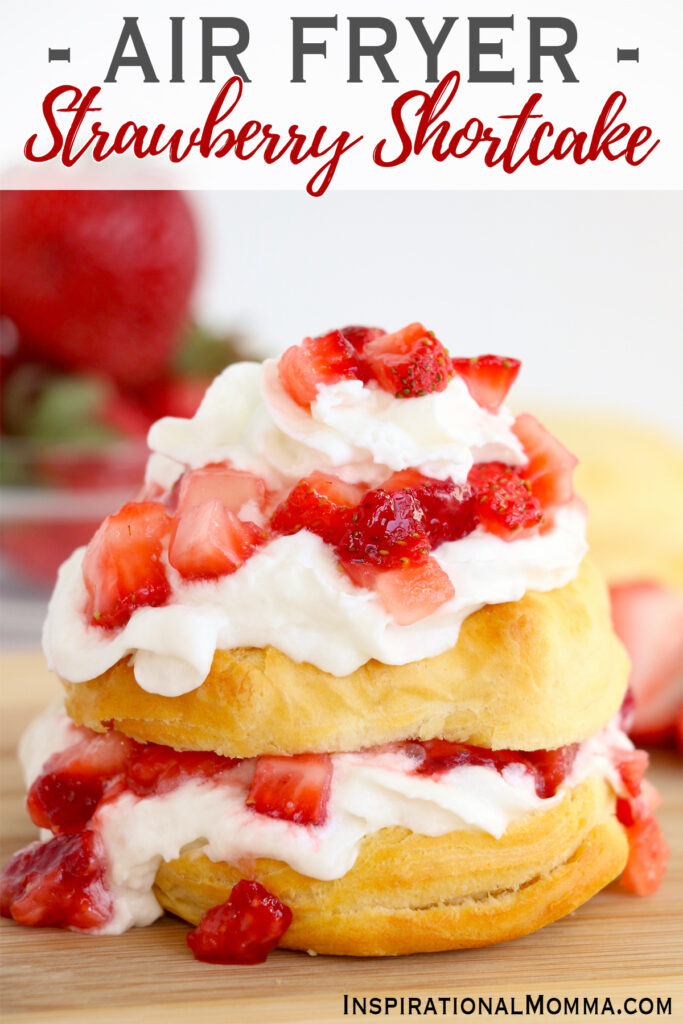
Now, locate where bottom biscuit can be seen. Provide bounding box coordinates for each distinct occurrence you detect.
[154,779,628,956]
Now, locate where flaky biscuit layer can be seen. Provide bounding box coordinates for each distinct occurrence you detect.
[153,777,627,956]
[62,557,628,756]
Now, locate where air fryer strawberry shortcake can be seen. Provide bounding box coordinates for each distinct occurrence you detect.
[1,323,668,962]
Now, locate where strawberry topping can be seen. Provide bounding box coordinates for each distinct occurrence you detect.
[271,473,363,546]
[336,488,430,569]
[364,323,453,398]
[0,831,112,930]
[512,413,577,509]
[187,880,292,964]
[452,354,521,413]
[468,462,543,540]
[27,732,134,833]
[248,753,332,826]
[413,739,578,799]
[385,471,478,547]
[178,464,268,517]
[83,501,172,629]
[373,558,455,625]
[278,331,369,407]
[338,325,387,351]
[620,805,669,896]
[613,749,650,798]
[168,499,264,580]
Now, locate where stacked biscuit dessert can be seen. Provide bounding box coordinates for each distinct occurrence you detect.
[1,324,668,963]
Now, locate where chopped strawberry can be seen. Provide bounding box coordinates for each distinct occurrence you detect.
[271,473,364,545]
[168,499,263,580]
[247,753,332,826]
[178,464,268,517]
[414,739,577,798]
[340,559,379,591]
[374,558,455,625]
[384,471,478,546]
[524,745,579,798]
[187,880,292,964]
[468,462,543,540]
[336,488,430,568]
[278,331,369,407]
[364,323,453,398]
[610,583,683,744]
[0,831,113,930]
[26,732,133,833]
[613,748,649,798]
[382,469,427,491]
[512,413,577,509]
[620,807,669,896]
[338,325,386,351]
[452,354,521,412]
[125,744,239,797]
[82,501,172,629]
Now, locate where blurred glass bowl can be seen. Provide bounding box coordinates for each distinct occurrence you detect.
[0,438,148,591]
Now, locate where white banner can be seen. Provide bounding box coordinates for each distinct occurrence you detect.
[1,0,681,192]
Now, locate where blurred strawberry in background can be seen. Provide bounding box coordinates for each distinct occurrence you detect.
[0,191,242,588]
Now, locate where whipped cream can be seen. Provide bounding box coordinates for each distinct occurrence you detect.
[43,360,587,695]
[20,705,630,935]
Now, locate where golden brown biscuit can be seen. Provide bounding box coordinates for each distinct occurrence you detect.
[154,777,627,955]
[543,413,683,589]
[61,557,628,757]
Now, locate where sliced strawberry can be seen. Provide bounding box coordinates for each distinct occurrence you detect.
[0,831,113,930]
[383,471,478,546]
[613,748,649,798]
[610,583,683,744]
[125,744,239,797]
[187,880,292,964]
[512,413,577,509]
[364,323,453,398]
[468,462,543,540]
[452,354,521,413]
[620,807,669,896]
[247,753,332,826]
[524,745,579,798]
[26,731,133,833]
[178,464,268,517]
[271,472,363,546]
[374,558,455,625]
[278,331,369,408]
[336,488,430,568]
[338,325,386,351]
[83,501,172,629]
[168,499,262,580]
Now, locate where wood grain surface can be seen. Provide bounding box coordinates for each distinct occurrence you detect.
[1,650,681,1024]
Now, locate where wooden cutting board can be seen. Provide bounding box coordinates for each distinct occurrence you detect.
[1,651,681,1024]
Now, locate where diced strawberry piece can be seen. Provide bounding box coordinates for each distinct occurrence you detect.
[278,331,369,407]
[452,354,521,413]
[468,462,543,540]
[340,559,379,591]
[613,748,649,798]
[620,807,669,896]
[247,753,332,826]
[524,745,579,798]
[336,488,430,568]
[384,470,478,546]
[169,499,262,580]
[271,473,364,545]
[382,469,427,491]
[125,744,239,797]
[0,831,112,930]
[512,413,577,509]
[187,880,292,964]
[83,501,172,629]
[178,464,268,516]
[374,558,455,625]
[414,739,577,798]
[610,583,683,744]
[26,732,134,833]
[338,325,386,351]
[364,323,453,398]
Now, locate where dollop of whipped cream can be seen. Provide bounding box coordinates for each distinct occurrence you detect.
[42,360,587,694]
[20,705,630,935]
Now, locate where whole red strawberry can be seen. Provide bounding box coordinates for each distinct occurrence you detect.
[0,191,199,386]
